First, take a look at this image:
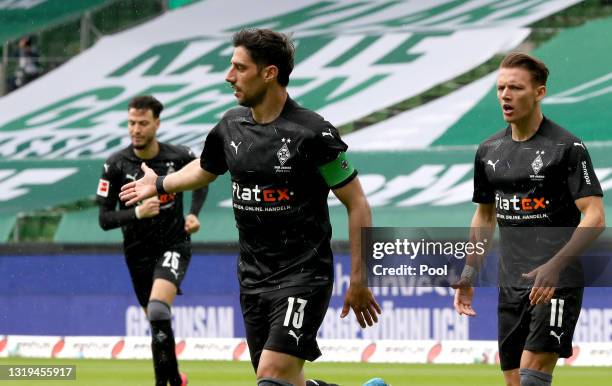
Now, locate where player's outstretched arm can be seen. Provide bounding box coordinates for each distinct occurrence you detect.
[333,177,382,328]
[119,162,157,206]
[453,203,496,317]
[120,159,217,206]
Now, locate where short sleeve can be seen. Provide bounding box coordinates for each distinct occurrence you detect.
[566,141,603,200]
[472,145,494,204]
[200,124,228,175]
[309,121,348,167]
[174,145,197,169]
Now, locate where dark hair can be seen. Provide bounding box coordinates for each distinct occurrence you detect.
[19,36,32,47]
[232,28,295,87]
[128,95,164,118]
[500,52,549,86]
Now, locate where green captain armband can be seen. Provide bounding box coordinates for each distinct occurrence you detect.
[318,152,357,189]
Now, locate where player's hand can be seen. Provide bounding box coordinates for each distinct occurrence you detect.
[184,214,200,234]
[137,197,160,218]
[341,282,382,328]
[522,261,559,305]
[453,285,476,316]
[120,163,158,206]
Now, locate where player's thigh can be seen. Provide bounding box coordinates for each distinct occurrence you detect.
[524,287,583,360]
[125,253,156,308]
[150,278,178,305]
[265,285,333,363]
[240,291,270,372]
[257,349,305,384]
[153,241,192,295]
[498,288,530,371]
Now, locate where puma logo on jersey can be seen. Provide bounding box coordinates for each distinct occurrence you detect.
[170,268,179,280]
[230,141,242,154]
[288,330,303,346]
[125,173,137,181]
[550,330,564,344]
[573,142,585,149]
[487,159,499,172]
[103,163,109,173]
[322,129,334,138]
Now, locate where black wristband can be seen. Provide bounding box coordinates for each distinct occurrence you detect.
[155,175,167,195]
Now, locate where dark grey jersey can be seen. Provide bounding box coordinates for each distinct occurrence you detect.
[473,117,603,285]
[97,143,196,252]
[200,97,355,293]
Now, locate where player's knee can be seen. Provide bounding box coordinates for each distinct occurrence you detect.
[256,361,290,381]
[504,378,520,386]
[147,299,172,321]
[257,378,293,386]
[519,368,552,386]
[503,370,520,386]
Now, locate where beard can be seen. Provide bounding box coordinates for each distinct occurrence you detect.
[238,87,267,108]
[132,136,152,150]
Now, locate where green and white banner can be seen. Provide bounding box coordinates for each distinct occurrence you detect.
[434,15,612,146]
[0,0,107,44]
[346,72,498,150]
[350,14,612,150]
[0,0,582,161]
[0,0,587,241]
[5,148,612,242]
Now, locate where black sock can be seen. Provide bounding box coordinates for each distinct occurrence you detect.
[150,319,181,386]
[519,368,552,386]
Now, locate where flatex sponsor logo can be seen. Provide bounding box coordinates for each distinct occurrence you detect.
[495,193,548,212]
[232,182,292,203]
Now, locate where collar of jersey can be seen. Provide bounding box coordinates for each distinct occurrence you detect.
[506,115,550,143]
[126,143,164,161]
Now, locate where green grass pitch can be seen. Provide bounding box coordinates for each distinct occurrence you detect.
[1,358,610,385]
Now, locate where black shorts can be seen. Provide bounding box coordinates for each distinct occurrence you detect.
[498,287,583,371]
[240,284,333,371]
[125,241,192,308]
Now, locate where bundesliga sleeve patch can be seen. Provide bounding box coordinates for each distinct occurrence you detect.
[319,152,357,189]
[97,178,110,197]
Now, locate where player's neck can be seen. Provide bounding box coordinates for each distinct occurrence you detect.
[511,110,543,142]
[251,87,287,124]
[133,140,160,160]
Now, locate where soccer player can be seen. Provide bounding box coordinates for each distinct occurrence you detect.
[119,29,382,386]
[454,53,605,386]
[97,95,207,386]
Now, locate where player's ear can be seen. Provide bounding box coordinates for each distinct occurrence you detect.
[535,84,546,102]
[263,65,278,83]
